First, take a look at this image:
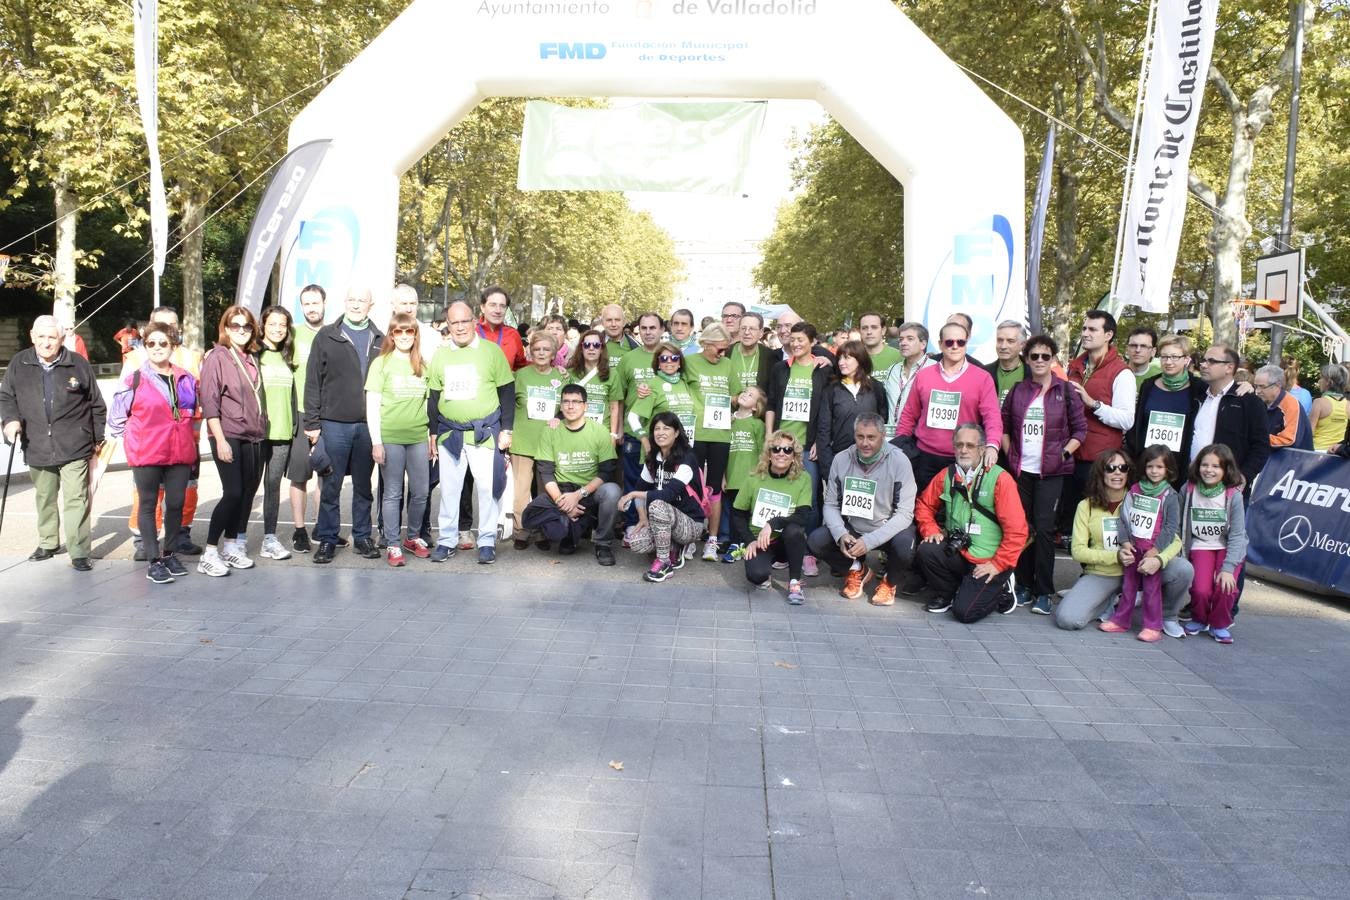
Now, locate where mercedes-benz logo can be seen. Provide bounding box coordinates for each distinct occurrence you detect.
[1278,515,1312,554]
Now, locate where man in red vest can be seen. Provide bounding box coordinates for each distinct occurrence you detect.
[1058,309,1137,544]
[475,286,527,371]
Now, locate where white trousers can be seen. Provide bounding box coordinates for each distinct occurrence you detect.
[437,441,501,549]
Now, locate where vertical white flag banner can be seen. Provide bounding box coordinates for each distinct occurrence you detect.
[1116,0,1219,313]
[133,0,168,301]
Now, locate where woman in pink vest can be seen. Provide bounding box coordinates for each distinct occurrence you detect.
[110,322,199,585]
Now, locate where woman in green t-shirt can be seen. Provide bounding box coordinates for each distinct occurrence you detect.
[365,312,432,567]
[730,430,814,605]
[257,306,298,562]
[567,328,620,440]
[511,331,566,550]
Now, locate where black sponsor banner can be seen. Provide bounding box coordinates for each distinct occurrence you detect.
[1248,449,1350,599]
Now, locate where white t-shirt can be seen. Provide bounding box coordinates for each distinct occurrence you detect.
[1190,385,1228,462]
[1020,395,1046,475]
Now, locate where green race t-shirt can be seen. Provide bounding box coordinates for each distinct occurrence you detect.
[292,324,320,414]
[538,418,617,486]
[869,344,903,386]
[734,469,814,530]
[729,345,762,394]
[605,339,631,372]
[995,363,1025,407]
[425,337,513,445]
[512,366,565,457]
[365,352,429,445]
[779,362,816,444]
[725,415,766,494]
[259,349,294,442]
[682,353,733,444]
[618,346,660,437]
[651,378,698,443]
[574,368,612,426]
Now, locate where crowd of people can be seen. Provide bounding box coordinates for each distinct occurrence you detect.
[4,289,1350,644]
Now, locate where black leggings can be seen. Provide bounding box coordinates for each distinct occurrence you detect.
[744,522,809,583]
[209,436,264,545]
[695,441,730,495]
[133,464,191,560]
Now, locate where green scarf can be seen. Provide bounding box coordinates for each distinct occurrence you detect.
[1160,371,1190,391]
[342,315,370,330]
[1138,479,1169,498]
[1196,481,1225,498]
[856,447,884,467]
[656,370,681,385]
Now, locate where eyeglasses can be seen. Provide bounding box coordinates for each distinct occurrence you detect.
[769,446,795,455]
[952,441,981,449]
[658,354,682,363]
[1027,352,1053,362]
[390,327,417,336]
[560,398,585,405]
[722,313,742,320]
[144,340,171,348]
[1159,354,1187,362]
[1105,463,1130,473]
[1201,357,1231,366]
[1253,382,1274,390]
[227,322,252,333]
[582,341,602,349]
[943,338,967,348]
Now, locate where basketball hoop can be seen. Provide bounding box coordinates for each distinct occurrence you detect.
[1232,297,1282,313]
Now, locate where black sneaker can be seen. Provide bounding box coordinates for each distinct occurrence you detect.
[999,589,1017,615]
[353,538,381,559]
[335,535,349,548]
[313,542,335,564]
[291,528,311,553]
[133,546,148,562]
[925,596,953,614]
[146,560,174,584]
[162,555,188,578]
[669,547,686,571]
[1178,603,1193,622]
[595,545,615,567]
[173,535,204,556]
[558,538,576,556]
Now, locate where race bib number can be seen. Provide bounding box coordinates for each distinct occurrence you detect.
[1102,518,1120,550]
[586,399,606,423]
[1144,411,1185,452]
[783,386,811,423]
[1191,506,1226,541]
[1022,406,1045,441]
[751,487,793,530]
[678,412,696,443]
[703,394,731,431]
[527,385,557,421]
[442,364,478,401]
[841,476,878,520]
[927,389,961,430]
[1128,494,1161,540]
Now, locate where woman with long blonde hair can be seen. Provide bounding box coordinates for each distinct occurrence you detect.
[732,429,814,604]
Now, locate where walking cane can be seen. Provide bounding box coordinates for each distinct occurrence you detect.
[0,438,14,538]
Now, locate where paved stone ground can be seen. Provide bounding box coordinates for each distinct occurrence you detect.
[0,470,1348,898]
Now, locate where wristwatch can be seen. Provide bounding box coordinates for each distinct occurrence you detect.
[579,487,591,499]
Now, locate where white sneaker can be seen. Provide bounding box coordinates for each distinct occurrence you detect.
[702,538,719,562]
[458,530,476,550]
[260,535,291,560]
[197,549,230,578]
[219,541,255,569]
[1162,620,1186,640]
[684,542,697,560]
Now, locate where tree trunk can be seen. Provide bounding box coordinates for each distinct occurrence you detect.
[179,189,207,351]
[52,174,78,326]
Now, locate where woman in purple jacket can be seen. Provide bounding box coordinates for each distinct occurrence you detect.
[1001,334,1087,614]
[198,306,268,577]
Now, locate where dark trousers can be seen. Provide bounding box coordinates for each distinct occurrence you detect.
[744,522,809,583]
[316,420,374,544]
[913,452,954,496]
[1056,459,1094,537]
[916,540,1013,624]
[133,464,190,560]
[621,435,644,526]
[807,524,916,583]
[208,437,264,545]
[1015,472,1063,597]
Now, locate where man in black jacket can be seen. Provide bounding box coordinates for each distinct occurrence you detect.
[303,287,385,563]
[1190,343,1269,497]
[0,316,106,570]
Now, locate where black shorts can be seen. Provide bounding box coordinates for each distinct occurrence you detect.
[694,440,730,494]
[285,428,313,483]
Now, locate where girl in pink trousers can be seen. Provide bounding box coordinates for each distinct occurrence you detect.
[1180,444,1248,644]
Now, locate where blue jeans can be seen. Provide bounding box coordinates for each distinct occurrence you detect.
[316,420,374,544]
[622,435,644,526]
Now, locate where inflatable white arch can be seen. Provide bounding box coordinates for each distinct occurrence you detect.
[282,0,1025,357]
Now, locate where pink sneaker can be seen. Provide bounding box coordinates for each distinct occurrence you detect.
[802,555,819,577]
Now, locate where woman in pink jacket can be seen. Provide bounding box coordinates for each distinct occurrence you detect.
[110,322,199,585]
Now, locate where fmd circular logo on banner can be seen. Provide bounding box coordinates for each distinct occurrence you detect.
[1278,515,1312,554]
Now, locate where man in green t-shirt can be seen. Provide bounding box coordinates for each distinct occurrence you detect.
[600,303,638,371]
[1126,327,1162,388]
[616,312,665,526]
[286,283,328,553]
[860,312,903,386]
[425,301,515,563]
[522,384,622,565]
[983,320,1029,409]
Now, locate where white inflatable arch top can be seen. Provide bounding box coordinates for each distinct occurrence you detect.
[283,0,1025,357]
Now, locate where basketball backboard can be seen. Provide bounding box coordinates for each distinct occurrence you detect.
[1252,249,1303,323]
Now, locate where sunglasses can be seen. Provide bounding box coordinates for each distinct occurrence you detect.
[582,341,602,349]
[390,327,417,336]
[1105,463,1130,473]
[770,446,795,455]
[227,323,252,332]
[1201,357,1231,366]
[1027,352,1053,362]
[943,338,967,348]
[658,354,682,363]
[144,340,171,348]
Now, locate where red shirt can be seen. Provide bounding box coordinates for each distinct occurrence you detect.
[914,465,1028,571]
[476,319,526,370]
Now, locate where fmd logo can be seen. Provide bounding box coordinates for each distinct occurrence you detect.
[924,214,1016,351]
[540,42,608,60]
[284,206,360,312]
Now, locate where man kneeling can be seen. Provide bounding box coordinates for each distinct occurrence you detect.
[808,413,918,606]
[914,423,1028,623]
[522,384,621,565]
